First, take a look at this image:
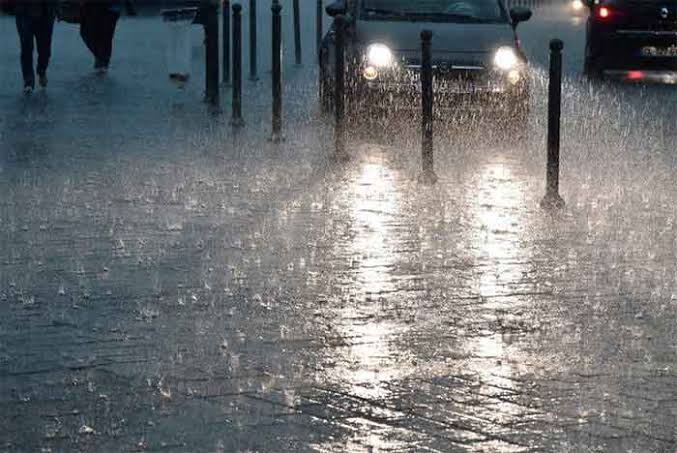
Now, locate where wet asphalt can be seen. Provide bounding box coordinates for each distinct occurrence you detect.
[1,2,677,452]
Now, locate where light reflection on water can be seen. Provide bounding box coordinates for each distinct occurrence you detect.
[340,155,403,397]
[315,156,537,451]
[466,160,531,446]
[350,160,399,299]
[473,161,527,301]
[321,153,411,451]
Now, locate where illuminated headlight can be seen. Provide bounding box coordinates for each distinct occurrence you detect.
[363,66,378,80]
[571,0,584,10]
[493,47,518,71]
[366,44,393,68]
[507,69,521,85]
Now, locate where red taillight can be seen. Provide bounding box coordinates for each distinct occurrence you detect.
[598,6,611,18]
[627,71,644,81]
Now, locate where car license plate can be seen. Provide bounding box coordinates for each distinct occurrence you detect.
[641,45,677,57]
[407,82,475,94]
[437,80,477,94]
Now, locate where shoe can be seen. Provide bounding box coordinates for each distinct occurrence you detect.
[94,59,109,75]
[23,84,34,95]
[38,73,48,88]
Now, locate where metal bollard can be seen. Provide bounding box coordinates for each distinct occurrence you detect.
[231,3,244,126]
[541,39,565,209]
[293,0,302,65]
[203,0,220,107]
[419,30,437,184]
[333,15,348,160]
[316,0,323,61]
[271,0,283,141]
[249,0,258,81]
[222,0,230,84]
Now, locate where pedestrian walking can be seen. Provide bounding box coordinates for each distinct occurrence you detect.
[79,0,136,74]
[11,0,58,94]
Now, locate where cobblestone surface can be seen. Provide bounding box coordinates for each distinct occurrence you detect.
[1,3,677,452]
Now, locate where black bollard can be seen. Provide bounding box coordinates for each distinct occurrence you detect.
[248,0,258,81]
[541,39,565,209]
[293,0,302,65]
[222,0,230,84]
[333,15,348,160]
[203,0,220,107]
[419,30,437,184]
[316,0,322,61]
[231,3,244,126]
[271,0,283,141]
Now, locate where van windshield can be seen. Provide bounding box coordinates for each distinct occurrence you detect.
[361,0,507,22]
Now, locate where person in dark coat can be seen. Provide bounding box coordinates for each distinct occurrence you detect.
[14,0,58,93]
[80,0,135,73]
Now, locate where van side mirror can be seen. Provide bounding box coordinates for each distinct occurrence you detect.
[509,6,532,27]
[326,0,347,17]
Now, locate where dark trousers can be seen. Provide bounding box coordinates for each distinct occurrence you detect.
[80,5,120,68]
[16,14,55,86]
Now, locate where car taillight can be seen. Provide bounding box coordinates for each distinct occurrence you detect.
[597,6,611,18]
[627,71,644,81]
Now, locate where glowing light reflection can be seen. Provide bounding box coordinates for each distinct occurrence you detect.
[320,155,409,451]
[473,162,525,300]
[466,161,531,444]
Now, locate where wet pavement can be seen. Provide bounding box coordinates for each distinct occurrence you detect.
[1,2,677,452]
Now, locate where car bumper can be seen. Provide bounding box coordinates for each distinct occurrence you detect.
[603,69,677,83]
[351,80,529,113]
[591,29,677,70]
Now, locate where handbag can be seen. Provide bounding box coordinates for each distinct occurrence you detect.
[57,0,81,24]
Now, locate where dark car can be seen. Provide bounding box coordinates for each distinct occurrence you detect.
[319,0,533,123]
[584,0,677,79]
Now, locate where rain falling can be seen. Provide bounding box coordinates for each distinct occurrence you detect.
[0,0,676,451]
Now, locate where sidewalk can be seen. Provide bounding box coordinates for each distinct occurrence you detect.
[1,8,677,453]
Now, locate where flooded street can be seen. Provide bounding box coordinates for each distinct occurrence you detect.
[1,1,677,451]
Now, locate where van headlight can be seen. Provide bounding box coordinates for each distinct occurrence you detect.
[366,44,393,68]
[493,47,518,71]
[363,66,379,80]
[507,69,521,85]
